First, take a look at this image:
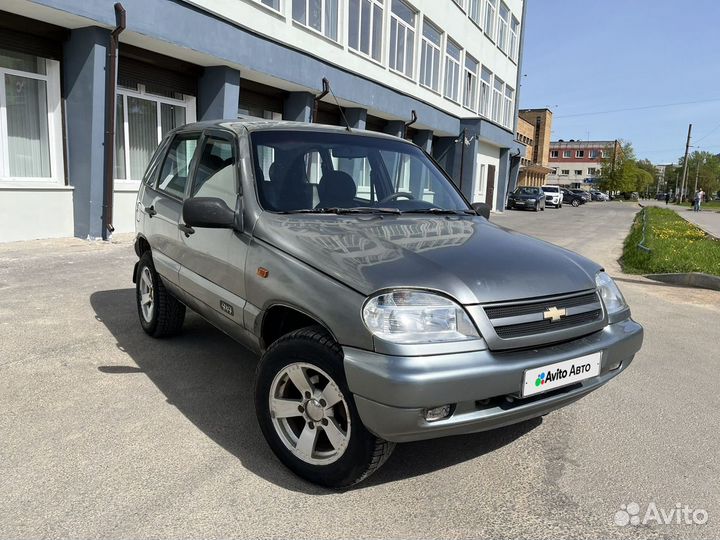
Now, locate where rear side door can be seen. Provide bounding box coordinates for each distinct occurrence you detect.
[177,130,248,327]
[141,132,201,285]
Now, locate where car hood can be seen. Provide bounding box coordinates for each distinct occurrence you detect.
[253,214,602,304]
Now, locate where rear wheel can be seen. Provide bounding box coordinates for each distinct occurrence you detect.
[572,199,580,207]
[255,327,394,488]
[136,251,185,337]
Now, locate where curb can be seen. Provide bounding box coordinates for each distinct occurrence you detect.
[645,272,720,292]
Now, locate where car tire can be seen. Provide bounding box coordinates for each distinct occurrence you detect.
[572,199,580,207]
[136,251,186,338]
[255,326,395,488]
[534,202,540,212]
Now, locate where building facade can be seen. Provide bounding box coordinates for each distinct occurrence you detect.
[516,107,552,187]
[0,0,525,243]
[546,139,620,189]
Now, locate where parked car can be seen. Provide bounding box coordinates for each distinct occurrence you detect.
[656,193,666,201]
[541,184,563,208]
[571,189,592,202]
[507,187,546,211]
[133,119,643,488]
[590,190,608,201]
[562,188,587,207]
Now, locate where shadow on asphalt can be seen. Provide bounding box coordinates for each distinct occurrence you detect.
[91,288,539,493]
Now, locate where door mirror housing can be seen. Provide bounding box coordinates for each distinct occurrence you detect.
[471,202,491,220]
[183,197,240,231]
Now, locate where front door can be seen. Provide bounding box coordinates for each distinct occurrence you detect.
[485,164,496,208]
[177,130,248,328]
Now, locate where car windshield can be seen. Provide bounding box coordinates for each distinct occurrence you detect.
[514,187,541,196]
[543,186,558,192]
[250,130,471,214]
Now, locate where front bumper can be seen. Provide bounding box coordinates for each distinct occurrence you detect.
[343,318,643,442]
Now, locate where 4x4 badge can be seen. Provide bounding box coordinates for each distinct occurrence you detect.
[220,301,234,316]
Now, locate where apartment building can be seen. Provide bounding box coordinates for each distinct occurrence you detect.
[0,0,525,242]
[546,139,620,188]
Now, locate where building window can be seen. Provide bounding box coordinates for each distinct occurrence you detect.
[260,0,281,11]
[563,150,571,158]
[550,150,559,158]
[576,150,584,158]
[600,150,607,158]
[561,169,569,175]
[389,0,415,78]
[587,167,597,175]
[497,2,510,53]
[492,76,503,124]
[348,0,383,62]
[480,67,492,118]
[444,40,462,103]
[510,16,519,60]
[574,169,582,175]
[0,48,63,182]
[589,149,599,158]
[115,84,196,181]
[452,0,465,10]
[419,20,442,91]
[292,0,339,41]
[503,84,514,127]
[485,0,497,41]
[463,54,479,110]
[468,0,482,26]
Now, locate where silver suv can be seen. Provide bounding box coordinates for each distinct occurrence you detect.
[133,119,643,487]
[542,184,563,208]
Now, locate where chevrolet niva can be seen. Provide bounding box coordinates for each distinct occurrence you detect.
[133,119,643,488]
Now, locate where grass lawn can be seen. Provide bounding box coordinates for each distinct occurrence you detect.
[622,207,720,276]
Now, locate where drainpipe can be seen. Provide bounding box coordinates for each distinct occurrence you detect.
[103,2,126,240]
[403,110,417,138]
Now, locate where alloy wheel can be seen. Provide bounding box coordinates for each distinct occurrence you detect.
[138,266,155,322]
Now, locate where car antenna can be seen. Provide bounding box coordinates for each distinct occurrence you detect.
[324,78,352,132]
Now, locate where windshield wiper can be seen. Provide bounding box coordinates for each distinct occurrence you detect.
[280,207,401,215]
[400,208,476,215]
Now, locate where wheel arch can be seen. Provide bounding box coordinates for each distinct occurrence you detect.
[260,303,338,350]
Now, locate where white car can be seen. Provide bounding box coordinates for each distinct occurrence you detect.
[541,185,563,208]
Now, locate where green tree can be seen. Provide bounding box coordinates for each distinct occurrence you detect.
[677,151,720,200]
[597,141,638,193]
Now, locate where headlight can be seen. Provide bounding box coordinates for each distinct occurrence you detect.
[595,271,628,314]
[362,290,480,344]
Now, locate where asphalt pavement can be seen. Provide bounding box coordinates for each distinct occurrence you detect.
[1,201,718,539]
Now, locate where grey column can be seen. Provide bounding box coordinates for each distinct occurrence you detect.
[198,65,241,120]
[283,92,315,123]
[412,129,433,153]
[496,148,512,211]
[344,108,367,129]
[384,120,405,138]
[63,26,110,240]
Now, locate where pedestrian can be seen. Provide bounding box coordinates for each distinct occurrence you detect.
[697,187,705,212]
[665,192,670,205]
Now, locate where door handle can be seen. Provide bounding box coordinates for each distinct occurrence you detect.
[178,223,195,237]
[144,205,157,217]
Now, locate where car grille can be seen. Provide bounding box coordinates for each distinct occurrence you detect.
[482,291,604,344]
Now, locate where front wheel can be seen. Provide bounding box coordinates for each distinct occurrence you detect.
[572,199,580,207]
[255,327,395,488]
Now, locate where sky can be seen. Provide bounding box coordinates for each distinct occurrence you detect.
[519,0,720,164]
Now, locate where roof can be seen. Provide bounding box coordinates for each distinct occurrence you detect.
[178,117,407,142]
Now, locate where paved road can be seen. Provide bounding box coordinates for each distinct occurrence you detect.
[1,202,719,539]
[640,199,720,238]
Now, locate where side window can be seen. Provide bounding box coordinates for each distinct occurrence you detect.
[190,135,238,209]
[157,134,199,199]
[142,136,171,186]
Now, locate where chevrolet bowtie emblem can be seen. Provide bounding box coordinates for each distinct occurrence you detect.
[543,306,566,322]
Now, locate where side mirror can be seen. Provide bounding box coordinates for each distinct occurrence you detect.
[183,197,238,230]
[471,202,491,220]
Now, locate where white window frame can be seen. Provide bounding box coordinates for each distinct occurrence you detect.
[576,150,585,158]
[550,150,559,158]
[443,39,462,103]
[503,84,514,128]
[587,167,597,175]
[348,0,384,62]
[485,0,497,42]
[452,0,466,11]
[589,149,599,158]
[292,0,340,41]
[0,58,63,184]
[492,75,504,124]
[115,84,196,185]
[561,169,569,175]
[463,53,479,111]
[388,0,416,79]
[419,19,442,92]
[574,169,583,176]
[563,150,572,158]
[480,66,492,118]
[510,15,519,60]
[468,0,482,26]
[258,0,282,13]
[497,2,510,53]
